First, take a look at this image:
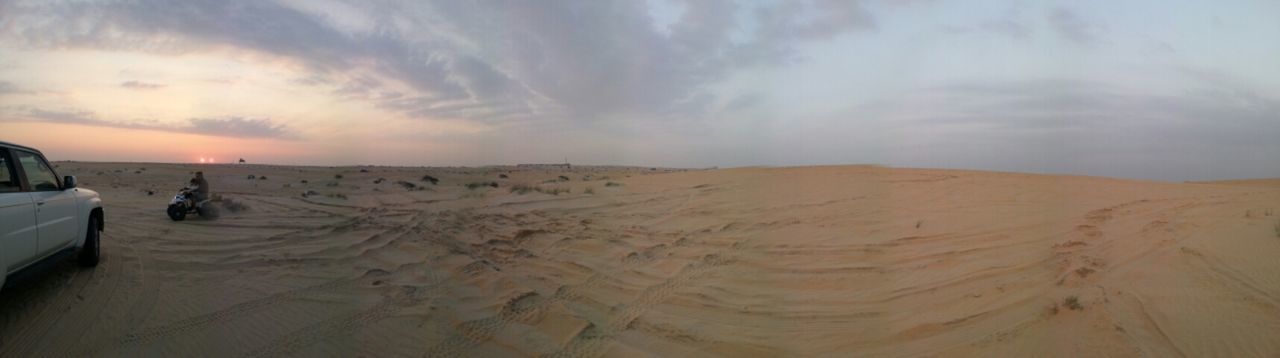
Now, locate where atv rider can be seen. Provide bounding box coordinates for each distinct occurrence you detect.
[192,171,210,204]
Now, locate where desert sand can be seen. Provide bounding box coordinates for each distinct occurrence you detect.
[1,163,1278,357]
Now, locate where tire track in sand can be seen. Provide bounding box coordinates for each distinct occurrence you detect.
[0,258,86,356]
[241,285,434,358]
[28,233,128,357]
[115,276,358,347]
[544,253,734,358]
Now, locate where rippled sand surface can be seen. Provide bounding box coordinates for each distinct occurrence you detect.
[2,163,1278,357]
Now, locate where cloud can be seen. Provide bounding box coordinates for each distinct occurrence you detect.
[120,80,166,90]
[852,77,1280,180]
[186,117,290,138]
[0,0,884,124]
[15,107,294,139]
[1047,7,1103,45]
[942,19,1030,39]
[0,80,34,95]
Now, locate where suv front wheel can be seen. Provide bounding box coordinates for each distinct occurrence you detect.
[78,216,101,267]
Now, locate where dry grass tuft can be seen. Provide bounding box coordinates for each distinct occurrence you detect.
[1064,296,1083,310]
[466,181,499,190]
[508,184,569,195]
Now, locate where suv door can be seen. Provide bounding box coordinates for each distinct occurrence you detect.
[13,149,79,256]
[0,148,39,271]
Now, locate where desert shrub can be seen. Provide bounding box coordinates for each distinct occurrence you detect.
[466,181,499,190]
[396,181,417,190]
[557,175,570,182]
[1064,296,1083,310]
[334,174,344,179]
[359,169,369,173]
[1274,219,1280,238]
[605,181,622,187]
[499,174,509,179]
[221,197,250,212]
[134,170,141,174]
[302,190,319,197]
[374,178,386,184]
[421,175,439,185]
[325,181,339,187]
[542,187,570,195]
[258,176,267,180]
[584,186,595,195]
[247,174,256,180]
[509,184,536,195]
[300,179,308,184]
[326,193,348,199]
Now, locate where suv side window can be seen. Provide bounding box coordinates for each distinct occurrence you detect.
[0,149,20,193]
[14,150,60,191]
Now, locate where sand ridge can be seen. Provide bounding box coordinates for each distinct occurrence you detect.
[1,163,1278,356]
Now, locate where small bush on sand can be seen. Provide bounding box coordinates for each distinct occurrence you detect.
[499,173,509,179]
[557,175,570,182]
[584,186,595,195]
[1274,219,1280,238]
[466,181,499,190]
[396,181,417,190]
[247,174,257,180]
[542,187,570,195]
[258,176,267,180]
[334,174,343,179]
[605,181,622,187]
[510,184,536,195]
[302,190,319,197]
[507,184,568,195]
[1064,296,1083,310]
[421,175,439,185]
[327,193,348,199]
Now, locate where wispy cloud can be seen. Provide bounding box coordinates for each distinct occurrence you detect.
[0,0,884,123]
[120,80,166,90]
[15,107,294,139]
[0,80,33,95]
[1048,7,1104,45]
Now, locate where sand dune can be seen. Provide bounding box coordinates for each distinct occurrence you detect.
[1,164,1278,357]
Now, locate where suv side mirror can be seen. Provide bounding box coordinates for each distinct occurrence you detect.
[64,175,77,189]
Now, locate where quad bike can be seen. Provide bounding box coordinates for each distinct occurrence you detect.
[167,188,219,221]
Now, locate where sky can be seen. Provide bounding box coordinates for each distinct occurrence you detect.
[1,0,1278,181]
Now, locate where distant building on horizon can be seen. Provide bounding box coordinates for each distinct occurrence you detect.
[517,163,571,170]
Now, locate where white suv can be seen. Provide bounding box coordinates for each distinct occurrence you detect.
[0,141,103,291]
